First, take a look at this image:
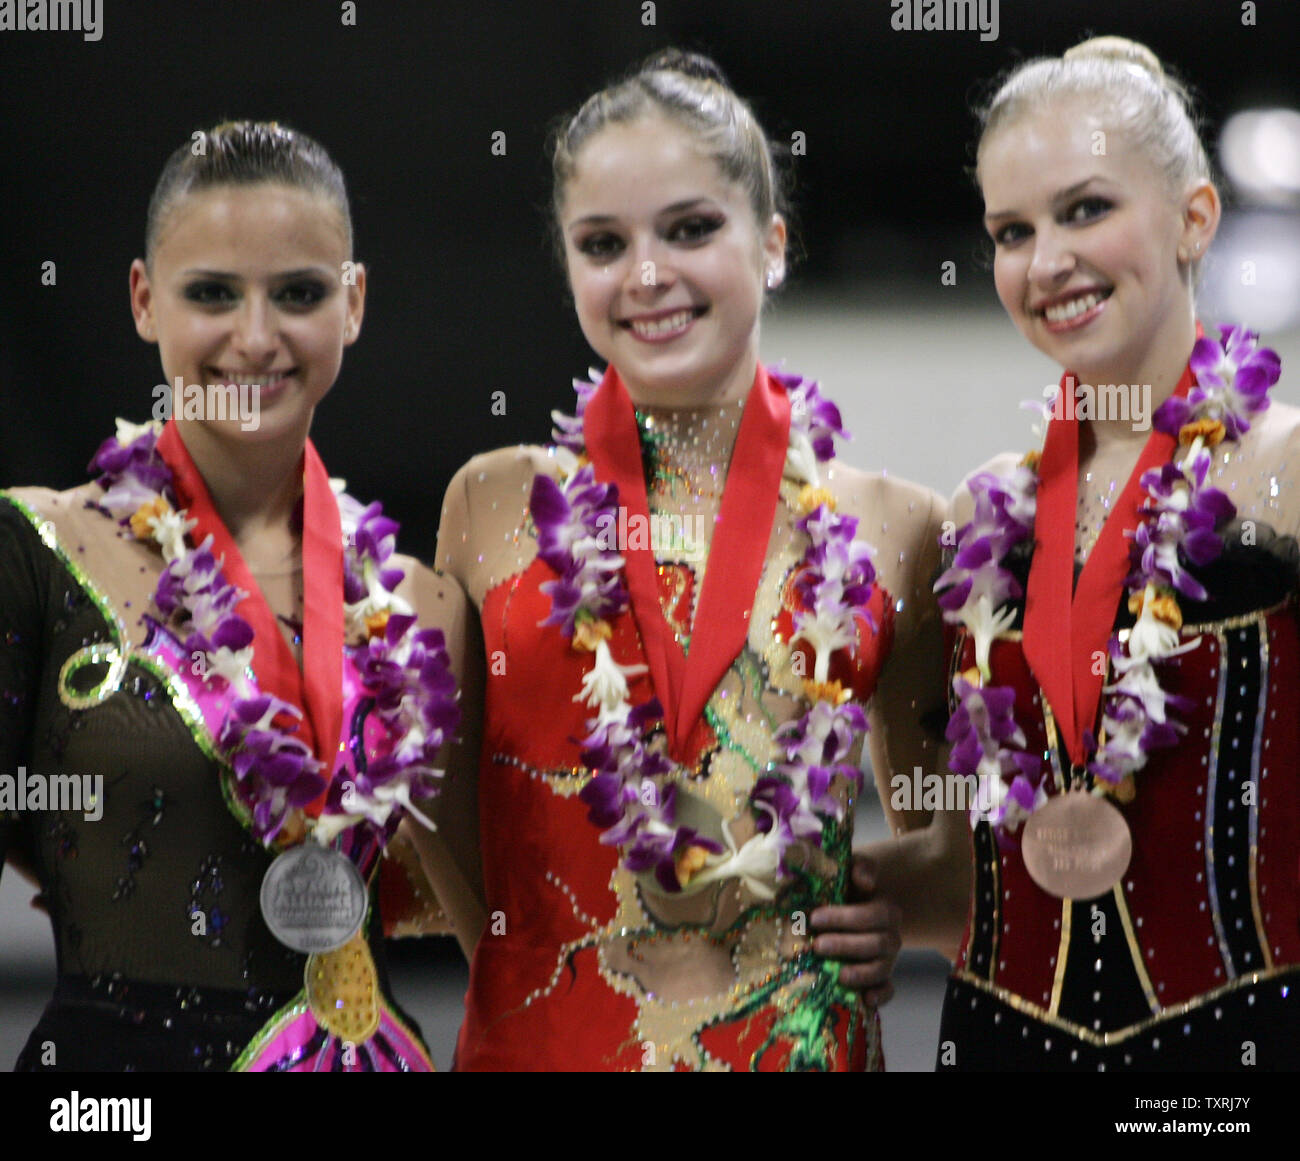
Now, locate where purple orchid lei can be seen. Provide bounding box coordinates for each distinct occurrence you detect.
[88,419,460,847]
[530,368,877,897]
[936,326,1280,842]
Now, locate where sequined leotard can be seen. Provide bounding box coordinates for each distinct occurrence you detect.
[0,489,438,1071]
[439,377,945,1071]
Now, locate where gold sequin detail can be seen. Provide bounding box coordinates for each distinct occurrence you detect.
[306,934,381,1043]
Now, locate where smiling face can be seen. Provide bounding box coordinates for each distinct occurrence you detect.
[560,114,785,408]
[129,183,364,444]
[979,99,1214,391]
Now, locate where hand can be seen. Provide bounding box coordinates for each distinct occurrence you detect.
[809,854,901,1006]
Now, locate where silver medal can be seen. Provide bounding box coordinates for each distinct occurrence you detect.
[259,844,368,953]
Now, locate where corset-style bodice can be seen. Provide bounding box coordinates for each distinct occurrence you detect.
[941,530,1300,1070]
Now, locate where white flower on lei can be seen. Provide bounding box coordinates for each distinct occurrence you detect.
[784,429,820,489]
[207,644,255,697]
[574,637,648,712]
[146,506,199,563]
[963,591,1019,680]
[688,815,784,901]
[793,612,857,684]
[1124,585,1201,665]
[115,417,162,446]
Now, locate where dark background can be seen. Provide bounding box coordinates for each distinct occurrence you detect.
[0,0,1295,559]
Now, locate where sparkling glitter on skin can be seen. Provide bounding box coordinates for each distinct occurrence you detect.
[1072,423,1300,564]
[637,403,743,636]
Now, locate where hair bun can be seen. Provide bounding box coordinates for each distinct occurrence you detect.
[1064,35,1166,81]
[637,48,730,88]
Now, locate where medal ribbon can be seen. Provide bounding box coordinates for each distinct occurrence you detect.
[1023,357,1195,768]
[157,421,345,813]
[584,364,791,760]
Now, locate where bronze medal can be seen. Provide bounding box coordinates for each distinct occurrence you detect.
[1021,789,1131,900]
[260,843,368,953]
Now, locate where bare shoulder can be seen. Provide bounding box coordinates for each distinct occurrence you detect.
[390,551,456,605]
[3,483,93,521]
[445,443,555,502]
[825,463,947,636]
[949,451,1023,527]
[437,443,554,592]
[1258,400,1300,450]
[3,484,113,549]
[1243,403,1300,537]
[389,551,474,635]
[826,461,943,528]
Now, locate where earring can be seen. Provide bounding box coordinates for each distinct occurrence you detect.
[766,270,779,289]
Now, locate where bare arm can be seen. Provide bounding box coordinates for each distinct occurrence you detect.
[850,484,969,962]
[397,462,489,961]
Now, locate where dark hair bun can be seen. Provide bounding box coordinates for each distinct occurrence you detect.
[636,48,730,89]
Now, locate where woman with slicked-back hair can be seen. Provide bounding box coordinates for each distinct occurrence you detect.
[928,37,1300,1070]
[0,121,475,1071]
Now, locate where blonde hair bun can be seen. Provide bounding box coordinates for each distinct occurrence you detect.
[1063,35,1166,82]
[975,34,1208,197]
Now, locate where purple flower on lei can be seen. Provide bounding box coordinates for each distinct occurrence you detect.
[577,704,722,893]
[945,677,1039,782]
[530,465,628,636]
[771,369,849,462]
[752,776,824,848]
[794,507,878,627]
[218,694,327,841]
[1154,325,1280,439]
[88,425,172,518]
[154,536,226,617]
[1128,456,1235,601]
[349,501,406,594]
[945,674,1043,846]
[620,783,724,894]
[935,469,1034,614]
[746,699,867,872]
[551,369,602,454]
[352,614,462,804]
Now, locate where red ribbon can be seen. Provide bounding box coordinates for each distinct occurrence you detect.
[157,421,344,813]
[1023,358,1196,768]
[584,364,791,760]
